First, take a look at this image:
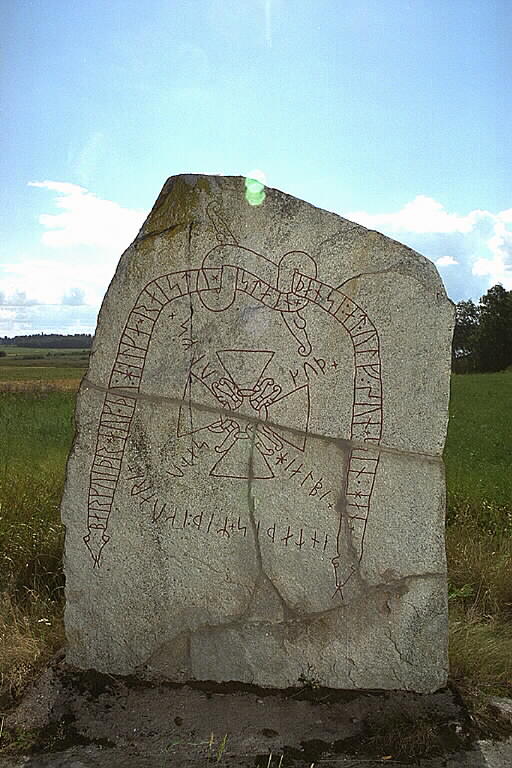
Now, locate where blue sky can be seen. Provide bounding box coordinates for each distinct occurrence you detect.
[1,0,511,335]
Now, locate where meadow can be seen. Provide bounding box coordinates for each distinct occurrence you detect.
[0,371,510,721]
[0,346,89,366]
[444,373,512,722]
[0,347,88,390]
[0,345,89,392]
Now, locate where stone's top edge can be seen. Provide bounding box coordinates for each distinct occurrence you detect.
[160,173,352,216]
[142,174,452,303]
[153,173,383,235]
[164,173,356,229]
[165,173,243,180]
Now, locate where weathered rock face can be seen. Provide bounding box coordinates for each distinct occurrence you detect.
[62,175,454,692]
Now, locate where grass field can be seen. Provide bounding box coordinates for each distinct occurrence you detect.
[0,348,87,387]
[0,346,89,357]
[0,370,510,721]
[0,366,86,381]
[446,373,512,509]
[0,347,89,379]
[444,373,512,710]
[0,391,74,706]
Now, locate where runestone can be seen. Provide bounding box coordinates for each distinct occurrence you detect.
[62,175,454,692]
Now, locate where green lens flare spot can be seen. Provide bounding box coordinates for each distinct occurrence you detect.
[244,177,266,206]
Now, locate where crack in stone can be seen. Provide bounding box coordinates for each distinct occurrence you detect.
[381,570,447,585]
[334,440,354,594]
[268,571,447,628]
[81,378,445,462]
[184,570,448,644]
[134,221,187,243]
[336,256,448,298]
[389,663,403,686]
[336,260,405,289]
[245,430,265,609]
[244,429,296,621]
[186,224,196,468]
[313,222,360,252]
[386,627,416,669]
[353,571,447,611]
[346,657,357,687]
[283,571,446,626]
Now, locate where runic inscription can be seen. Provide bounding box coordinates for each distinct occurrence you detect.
[85,202,383,600]
[176,349,310,479]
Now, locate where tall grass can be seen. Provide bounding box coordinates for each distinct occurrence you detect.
[0,393,74,704]
[445,373,512,707]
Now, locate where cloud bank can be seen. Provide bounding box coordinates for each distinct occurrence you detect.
[1,182,147,336]
[2,184,510,336]
[345,196,512,301]
[28,181,146,251]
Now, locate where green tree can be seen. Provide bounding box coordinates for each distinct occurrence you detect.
[476,284,512,372]
[452,299,479,371]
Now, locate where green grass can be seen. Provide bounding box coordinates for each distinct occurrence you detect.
[443,372,512,713]
[0,346,89,357]
[0,392,74,600]
[0,392,75,474]
[445,372,512,509]
[0,347,89,378]
[0,393,75,704]
[0,366,86,382]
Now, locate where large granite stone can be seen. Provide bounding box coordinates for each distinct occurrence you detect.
[62,175,454,692]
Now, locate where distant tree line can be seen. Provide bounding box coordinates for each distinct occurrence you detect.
[453,284,512,373]
[0,333,93,349]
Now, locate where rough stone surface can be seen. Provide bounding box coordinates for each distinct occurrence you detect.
[3,660,511,768]
[490,697,512,723]
[62,174,454,692]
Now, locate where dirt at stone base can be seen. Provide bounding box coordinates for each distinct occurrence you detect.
[1,656,512,768]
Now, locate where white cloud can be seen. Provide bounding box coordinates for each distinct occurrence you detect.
[0,289,38,306]
[3,185,510,337]
[28,181,146,251]
[1,257,116,310]
[347,195,481,234]
[345,196,512,299]
[435,255,459,267]
[0,303,99,336]
[0,182,149,336]
[472,211,512,288]
[62,287,86,306]
[245,168,267,184]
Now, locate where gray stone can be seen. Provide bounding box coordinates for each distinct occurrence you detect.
[61,174,454,692]
[489,696,512,722]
